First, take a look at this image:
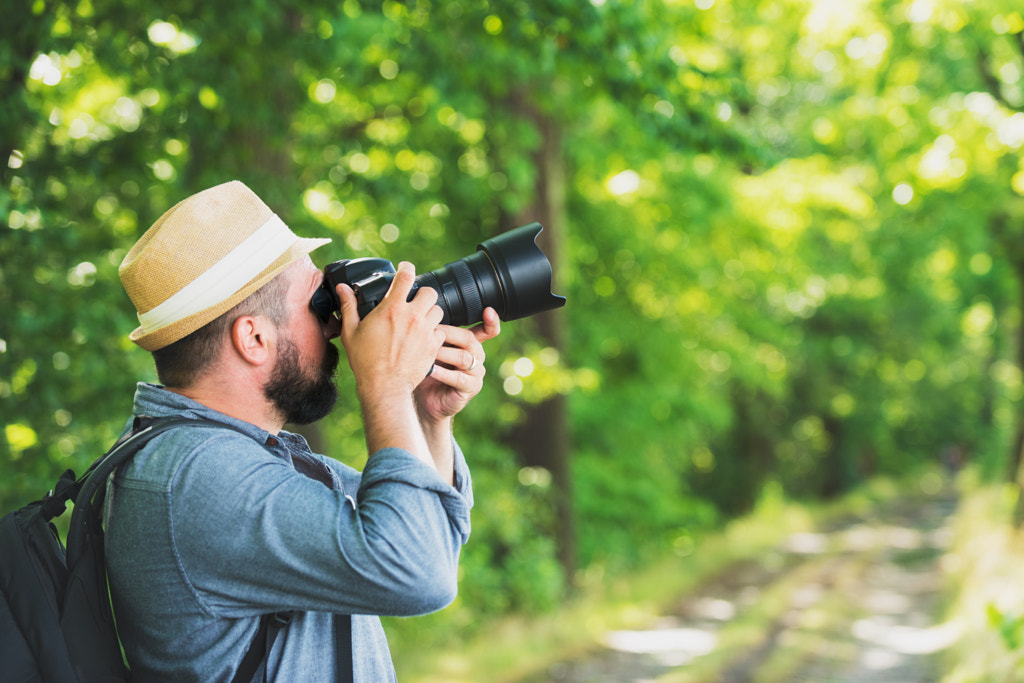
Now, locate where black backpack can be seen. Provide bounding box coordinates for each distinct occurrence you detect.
[0,417,291,683]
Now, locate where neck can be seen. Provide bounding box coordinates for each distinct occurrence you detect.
[166,381,285,434]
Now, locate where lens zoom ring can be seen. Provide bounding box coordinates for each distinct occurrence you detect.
[449,259,483,324]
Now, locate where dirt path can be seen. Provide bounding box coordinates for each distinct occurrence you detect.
[519,491,958,683]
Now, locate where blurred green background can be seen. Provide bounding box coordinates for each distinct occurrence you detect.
[4,0,1024,678]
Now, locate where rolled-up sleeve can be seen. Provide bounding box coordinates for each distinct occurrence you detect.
[162,431,474,620]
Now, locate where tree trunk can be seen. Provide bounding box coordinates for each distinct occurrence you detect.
[506,92,576,583]
[1003,257,1024,524]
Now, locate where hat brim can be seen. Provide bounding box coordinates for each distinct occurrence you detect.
[129,236,331,352]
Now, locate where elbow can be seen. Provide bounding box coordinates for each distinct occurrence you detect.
[354,492,467,615]
[397,564,459,615]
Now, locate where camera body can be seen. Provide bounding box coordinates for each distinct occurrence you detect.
[320,257,403,320]
[310,222,565,327]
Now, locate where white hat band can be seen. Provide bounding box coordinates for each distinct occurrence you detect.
[137,214,297,334]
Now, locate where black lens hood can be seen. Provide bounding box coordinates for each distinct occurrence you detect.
[477,222,566,322]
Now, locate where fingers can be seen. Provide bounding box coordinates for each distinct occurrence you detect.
[470,307,502,343]
[386,262,443,326]
[339,261,446,392]
[416,290,445,328]
[340,262,499,399]
[427,325,486,387]
[412,305,499,420]
[336,282,360,333]
[434,344,483,375]
[426,358,483,395]
[384,261,418,303]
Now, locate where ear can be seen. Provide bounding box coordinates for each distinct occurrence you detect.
[230,315,275,367]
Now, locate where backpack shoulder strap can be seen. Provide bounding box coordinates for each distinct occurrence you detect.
[62,416,285,683]
[61,417,225,680]
[68,416,203,546]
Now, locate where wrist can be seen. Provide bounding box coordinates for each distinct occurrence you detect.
[420,415,453,448]
[416,408,455,485]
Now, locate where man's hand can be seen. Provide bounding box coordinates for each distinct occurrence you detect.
[335,262,445,468]
[413,307,500,486]
[336,261,445,396]
[414,307,501,423]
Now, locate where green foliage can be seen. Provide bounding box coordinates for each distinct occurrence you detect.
[454,438,566,615]
[4,0,1024,651]
[987,603,1024,652]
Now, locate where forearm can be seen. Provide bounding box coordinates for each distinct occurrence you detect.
[417,410,455,486]
[359,386,458,488]
[360,386,434,469]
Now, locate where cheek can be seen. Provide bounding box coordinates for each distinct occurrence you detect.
[306,320,337,363]
[295,309,325,341]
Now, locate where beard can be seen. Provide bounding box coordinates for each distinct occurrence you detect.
[263,336,340,426]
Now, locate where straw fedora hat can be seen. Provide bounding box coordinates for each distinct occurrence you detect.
[120,180,331,352]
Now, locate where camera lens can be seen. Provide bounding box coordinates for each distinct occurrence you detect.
[311,222,565,326]
[415,222,565,326]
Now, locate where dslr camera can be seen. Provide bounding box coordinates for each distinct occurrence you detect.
[310,222,566,326]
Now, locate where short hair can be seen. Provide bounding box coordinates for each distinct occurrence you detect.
[151,272,291,388]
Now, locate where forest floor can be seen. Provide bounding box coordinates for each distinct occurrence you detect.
[515,487,959,683]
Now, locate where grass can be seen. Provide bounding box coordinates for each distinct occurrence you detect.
[935,470,1024,683]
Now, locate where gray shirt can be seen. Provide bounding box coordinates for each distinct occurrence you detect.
[106,383,473,682]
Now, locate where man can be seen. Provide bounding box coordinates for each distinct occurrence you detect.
[107,180,500,681]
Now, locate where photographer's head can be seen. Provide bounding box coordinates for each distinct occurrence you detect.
[120,181,338,425]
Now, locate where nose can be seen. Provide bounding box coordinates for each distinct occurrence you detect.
[323,313,342,341]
